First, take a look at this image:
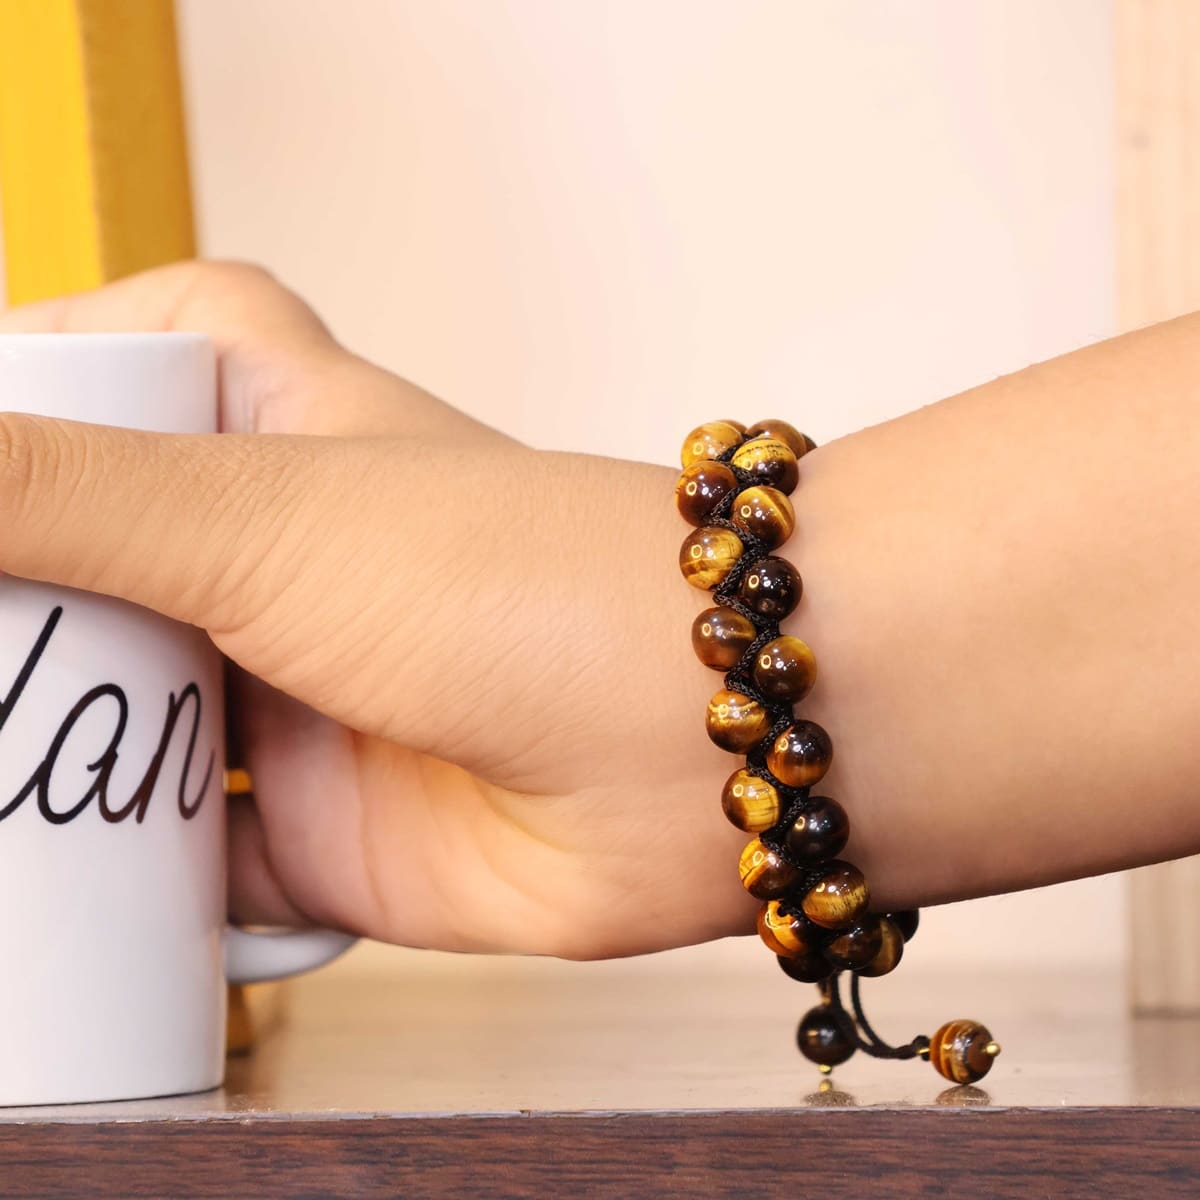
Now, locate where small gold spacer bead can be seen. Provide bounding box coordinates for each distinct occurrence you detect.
[818,1063,834,1076]
[818,1077,834,1094]
[918,1045,930,1059]
[984,1041,1002,1058]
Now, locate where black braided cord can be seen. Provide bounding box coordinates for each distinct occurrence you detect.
[707,440,923,1063]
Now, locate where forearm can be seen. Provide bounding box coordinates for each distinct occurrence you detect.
[771,312,1200,910]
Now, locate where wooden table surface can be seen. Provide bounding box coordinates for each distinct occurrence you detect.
[2,939,1197,1198]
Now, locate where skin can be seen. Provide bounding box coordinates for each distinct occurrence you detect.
[0,260,1197,960]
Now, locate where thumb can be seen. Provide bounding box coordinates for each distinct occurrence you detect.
[0,415,343,634]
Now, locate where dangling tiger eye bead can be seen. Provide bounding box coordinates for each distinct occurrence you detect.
[720,769,782,832]
[889,910,920,942]
[796,1005,857,1068]
[737,556,802,620]
[746,419,811,459]
[729,486,795,550]
[777,950,834,984]
[751,635,816,703]
[823,916,884,970]
[757,900,816,958]
[730,437,800,494]
[706,689,772,753]
[675,461,739,526]
[800,860,870,929]
[691,607,756,671]
[859,916,905,977]
[928,1020,1001,1084]
[783,795,849,864]
[681,421,744,468]
[738,838,801,900]
[766,720,833,788]
[679,526,744,590]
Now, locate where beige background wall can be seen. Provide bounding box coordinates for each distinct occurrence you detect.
[26,1,1126,974]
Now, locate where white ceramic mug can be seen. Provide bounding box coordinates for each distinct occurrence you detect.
[0,333,355,1106]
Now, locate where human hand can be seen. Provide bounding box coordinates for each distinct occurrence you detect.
[0,261,760,958]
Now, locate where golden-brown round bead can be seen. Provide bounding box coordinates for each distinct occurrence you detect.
[719,419,748,435]
[823,916,883,970]
[679,526,744,590]
[706,689,772,753]
[796,1005,857,1068]
[730,437,800,494]
[737,556,802,620]
[858,917,905,977]
[752,635,817,703]
[681,421,744,468]
[720,769,783,832]
[675,461,739,526]
[730,486,795,551]
[928,1020,1000,1085]
[766,720,833,788]
[756,900,816,958]
[746,419,811,459]
[800,860,870,930]
[738,838,801,900]
[691,607,757,671]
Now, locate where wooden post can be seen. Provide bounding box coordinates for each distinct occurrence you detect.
[1117,0,1200,1013]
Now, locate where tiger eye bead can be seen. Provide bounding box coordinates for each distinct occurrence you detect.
[757,900,816,958]
[859,916,905,977]
[730,437,800,494]
[691,607,757,671]
[729,486,795,550]
[719,419,748,435]
[796,1005,857,1068]
[800,860,870,930]
[720,769,782,832]
[706,689,772,753]
[889,910,920,942]
[679,526,744,590]
[766,720,833,788]
[777,950,835,984]
[681,421,744,468]
[928,1020,1000,1084]
[752,635,816,703]
[746,419,811,459]
[783,795,849,864]
[738,838,801,900]
[675,461,739,526]
[823,916,884,970]
[737,556,802,620]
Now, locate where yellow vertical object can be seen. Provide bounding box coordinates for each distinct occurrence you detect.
[0,0,195,304]
[0,0,281,1055]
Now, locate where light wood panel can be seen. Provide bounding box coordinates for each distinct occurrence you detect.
[1116,0,1200,1012]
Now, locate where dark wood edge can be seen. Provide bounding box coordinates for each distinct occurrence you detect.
[1,1110,1197,1199]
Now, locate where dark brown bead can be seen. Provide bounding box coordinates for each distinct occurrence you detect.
[766,720,833,789]
[777,950,834,984]
[889,910,920,942]
[720,769,782,832]
[756,900,816,958]
[736,556,802,620]
[751,635,816,703]
[746,419,811,459]
[800,860,870,930]
[796,1005,856,1068]
[679,525,743,590]
[823,916,883,970]
[859,917,905,977]
[706,689,772,753]
[738,838,801,900]
[681,421,744,468]
[691,607,756,671]
[730,437,800,494]
[802,433,818,453]
[729,486,795,550]
[783,795,849,864]
[929,1020,1000,1084]
[675,460,739,526]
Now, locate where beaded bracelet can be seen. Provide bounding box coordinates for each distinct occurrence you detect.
[675,418,1000,1085]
